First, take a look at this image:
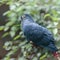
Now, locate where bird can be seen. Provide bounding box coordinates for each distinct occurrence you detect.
[20,14,60,60]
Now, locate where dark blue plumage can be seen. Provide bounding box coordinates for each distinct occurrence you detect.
[20,14,58,53]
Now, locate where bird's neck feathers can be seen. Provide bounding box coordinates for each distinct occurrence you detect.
[21,18,34,31]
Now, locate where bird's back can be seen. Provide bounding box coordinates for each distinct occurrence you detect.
[22,22,54,45]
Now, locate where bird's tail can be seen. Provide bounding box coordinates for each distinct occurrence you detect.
[48,43,58,52]
[53,52,60,60]
[47,43,60,60]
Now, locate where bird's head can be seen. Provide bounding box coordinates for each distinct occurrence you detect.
[20,14,34,22]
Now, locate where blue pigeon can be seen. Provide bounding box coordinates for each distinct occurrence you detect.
[20,14,59,59]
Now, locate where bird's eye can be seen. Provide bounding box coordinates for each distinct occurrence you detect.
[22,15,26,19]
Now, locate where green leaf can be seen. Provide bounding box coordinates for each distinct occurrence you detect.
[13,35,20,40]
[40,52,48,60]
[10,31,15,37]
[4,26,9,31]
[53,28,57,35]
[6,21,14,27]
[2,32,9,38]
[0,26,4,31]
[3,11,11,16]
[44,14,51,19]
[3,41,12,50]
[52,17,58,21]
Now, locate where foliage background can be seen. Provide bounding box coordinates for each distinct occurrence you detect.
[0,0,60,60]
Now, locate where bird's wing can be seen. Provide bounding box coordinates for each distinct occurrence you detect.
[24,22,55,46]
[43,27,55,43]
[40,28,55,46]
[23,23,45,43]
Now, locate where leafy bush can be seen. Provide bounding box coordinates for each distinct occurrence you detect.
[0,0,60,60]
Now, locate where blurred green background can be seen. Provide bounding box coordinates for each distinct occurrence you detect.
[0,0,60,60]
